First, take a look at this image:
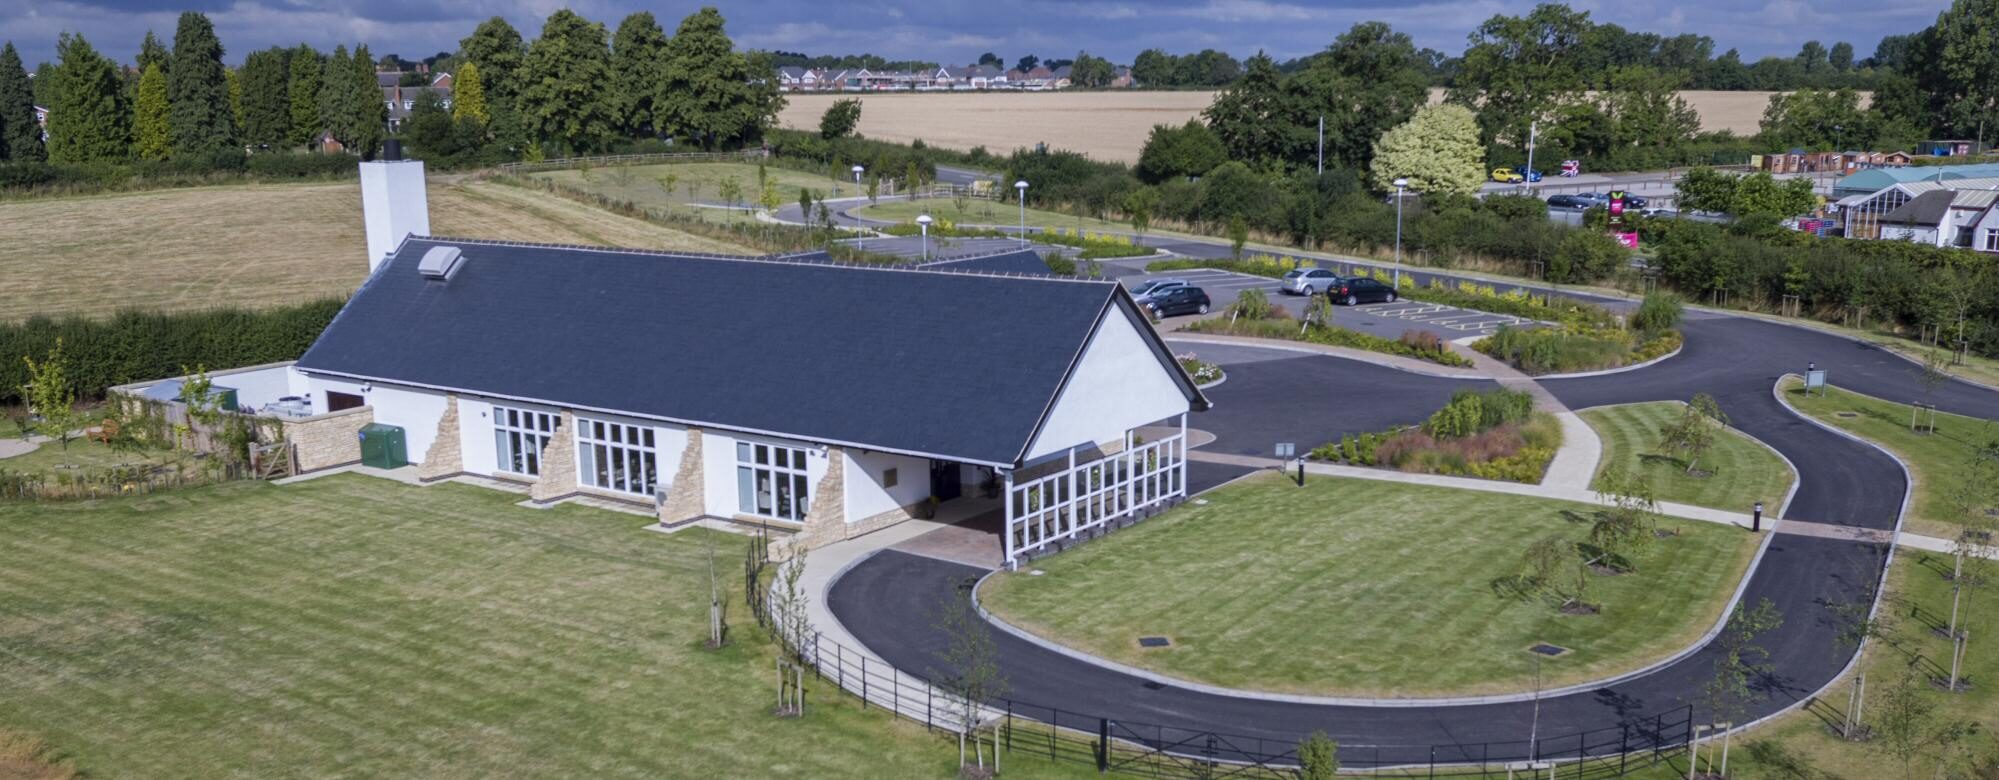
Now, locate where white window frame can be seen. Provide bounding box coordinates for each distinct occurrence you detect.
[576,418,659,497]
[493,406,555,476]
[736,441,812,522]
[1985,228,1999,252]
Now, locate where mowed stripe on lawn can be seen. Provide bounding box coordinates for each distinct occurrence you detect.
[0,476,965,778]
[981,472,1760,698]
[1580,402,1796,515]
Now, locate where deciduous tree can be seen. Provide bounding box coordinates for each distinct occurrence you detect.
[1135,119,1225,183]
[932,580,1008,771]
[1702,597,1783,725]
[608,12,668,137]
[167,11,236,158]
[655,8,784,150]
[20,339,82,451]
[519,9,617,155]
[818,97,860,140]
[1371,104,1485,197]
[459,17,526,110]
[1204,52,1293,165]
[1659,393,1728,475]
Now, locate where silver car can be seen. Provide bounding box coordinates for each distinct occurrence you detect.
[1282,267,1341,296]
[1128,278,1190,303]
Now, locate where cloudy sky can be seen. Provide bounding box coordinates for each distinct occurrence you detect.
[0,0,1950,70]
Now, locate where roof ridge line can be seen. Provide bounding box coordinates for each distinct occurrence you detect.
[404,235,1117,285]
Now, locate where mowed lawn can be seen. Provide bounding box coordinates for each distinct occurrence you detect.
[980,472,1761,698]
[855,199,1135,235]
[1782,378,1999,539]
[0,178,753,322]
[0,475,985,778]
[528,162,842,225]
[0,437,167,474]
[1581,402,1795,513]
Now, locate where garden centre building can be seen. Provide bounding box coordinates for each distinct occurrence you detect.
[135,233,1206,566]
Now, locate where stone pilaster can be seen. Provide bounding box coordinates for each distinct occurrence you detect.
[415,395,463,482]
[281,407,374,473]
[657,428,707,526]
[529,410,578,503]
[795,447,848,548]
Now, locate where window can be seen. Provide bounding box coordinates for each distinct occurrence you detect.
[883,468,898,488]
[493,406,555,476]
[1985,229,1999,253]
[577,418,659,496]
[736,442,812,522]
[326,391,365,412]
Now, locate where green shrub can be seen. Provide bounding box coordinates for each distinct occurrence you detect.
[1630,292,1685,336]
[1423,388,1533,439]
[1230,288,1274,320]
[1475,325,1638,375]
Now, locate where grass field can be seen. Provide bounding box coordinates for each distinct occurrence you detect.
[0,436,165,475]
[1781,378,1999,539]
[980,472,1760,698]
[1581,402,1795,514]
[780,90,1839,164]
[0,178,754,322]
[526,162,846,226]
[0,475,1034,777]
[855,198,1139,235]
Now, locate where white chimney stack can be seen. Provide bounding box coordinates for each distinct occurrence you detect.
[358,139,430,273]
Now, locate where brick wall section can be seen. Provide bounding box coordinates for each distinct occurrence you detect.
[530,411,578,503]
[657,428,706,525]
[415,395,463,482]
[796,447,848,548]
[283,407,374,472]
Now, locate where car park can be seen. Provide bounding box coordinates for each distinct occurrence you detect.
[1281,268,1342,296]
[1331,277,1398,306]
[1146,286,1212,317]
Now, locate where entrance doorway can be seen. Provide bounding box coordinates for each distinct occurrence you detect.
[929,459,962,501]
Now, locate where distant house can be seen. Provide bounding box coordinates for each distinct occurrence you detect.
[1875,189,1999,248]
[1110,67,1139,88]
[380,83,454,131]
[1756,149,1911,175]
[376,71,401,88]
[777,66,810,91]
[430,72,454,89]
[32,105,47,141]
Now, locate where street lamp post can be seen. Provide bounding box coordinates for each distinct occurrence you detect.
[852,165,865,250]
[1014,180,1029,248]
[1392,177,1409,290]
[917,213,933,261]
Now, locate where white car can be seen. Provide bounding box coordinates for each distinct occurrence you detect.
[1128,278,1190,303]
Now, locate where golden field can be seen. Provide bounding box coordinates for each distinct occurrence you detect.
[779,89,1855,164]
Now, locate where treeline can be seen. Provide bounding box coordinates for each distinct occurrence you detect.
[1,6,786,182]
[0,299,344,407]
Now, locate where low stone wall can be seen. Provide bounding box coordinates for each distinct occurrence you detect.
[529,411,579,503]
[657,427,707,525]
[283,407,374,472]
[415,395,463,482]
[796,448,849,549]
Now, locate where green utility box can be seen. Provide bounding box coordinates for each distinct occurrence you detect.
[358,423,408,469]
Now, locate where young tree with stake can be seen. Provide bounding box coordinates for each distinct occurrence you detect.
[932,580,1008,773]
[1659,393,1728,475]
[20,339,83,450]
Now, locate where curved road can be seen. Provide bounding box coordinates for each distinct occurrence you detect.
[828,310,1999,768]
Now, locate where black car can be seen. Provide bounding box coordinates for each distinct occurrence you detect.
[1146,285,1212,317]
[1546,194,1593,210]
[1331,277,1398,305]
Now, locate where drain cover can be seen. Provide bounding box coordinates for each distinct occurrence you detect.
[1529,643,1570,657]
[1138,636,1171,648]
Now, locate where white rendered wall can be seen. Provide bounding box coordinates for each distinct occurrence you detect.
[1023,306,1190,462]
[844,450,931,522]
[200,364,295,410]
[303,375,448,463]
[358,160,431,273]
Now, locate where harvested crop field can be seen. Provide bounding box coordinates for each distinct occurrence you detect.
[779,89,1853,164]
[0,178,753,322]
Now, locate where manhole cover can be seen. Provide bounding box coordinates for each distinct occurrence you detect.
[1028,569,1046,576]
[1138,636,1171,648]
[1529,643,1570,657]
[1193,499,1210,506]
[1835,412,1859,418]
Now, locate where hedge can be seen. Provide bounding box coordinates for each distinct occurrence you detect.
[0,299,344,406]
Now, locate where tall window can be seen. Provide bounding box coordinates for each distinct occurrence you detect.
[578,418,659,496]
[494,406,555,476]
[1985,229,1999,253]
[737,442,811,522]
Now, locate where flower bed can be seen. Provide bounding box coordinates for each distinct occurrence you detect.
[1308,388,1561,484]
[1182,313,1473,368]
[1475,326,1682,375]
[1175,353,1224,386]
[882,220,1154,257]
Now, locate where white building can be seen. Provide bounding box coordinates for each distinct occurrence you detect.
[130,156,1209,567]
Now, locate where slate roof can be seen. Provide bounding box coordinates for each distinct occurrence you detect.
[1881,190,1957,226]
[913,249,1052,275]
[296,237,1204,466]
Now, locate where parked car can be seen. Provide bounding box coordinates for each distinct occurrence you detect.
[1546,194,1593,210]
[1331,277,1398,306]
[1128,278,1188,303]
[1513,166,1544,183]
[1639,207,1679,219]
[1621,194,1649,209]
[1281,268,1342,296]
[1490,168,1525,184]
[1146,286,1212,317]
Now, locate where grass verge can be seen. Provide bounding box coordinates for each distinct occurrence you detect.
[1780,377,1999,540]
[1581,401,1795,513]
[980,472,1760,698]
